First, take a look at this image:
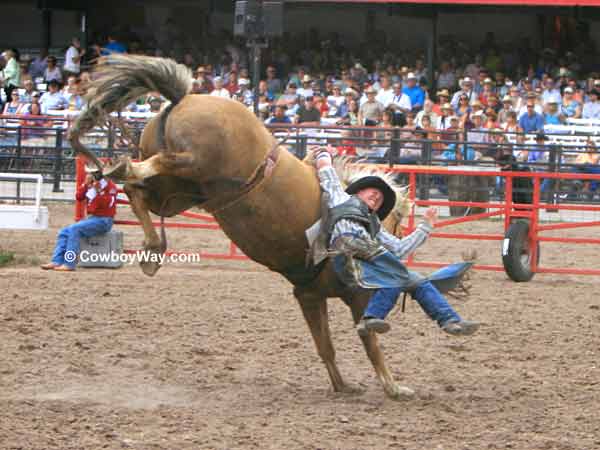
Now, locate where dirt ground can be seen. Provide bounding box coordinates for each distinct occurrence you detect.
[1,204,599,450]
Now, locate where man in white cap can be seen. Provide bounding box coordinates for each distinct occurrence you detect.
[451,77,475,109]
[402,72,425,111]
[234,78,253,107]
[308,148,479,337]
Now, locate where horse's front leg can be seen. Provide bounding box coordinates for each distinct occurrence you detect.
[346,291,415,400]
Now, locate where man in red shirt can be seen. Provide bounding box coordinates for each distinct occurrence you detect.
[41,167,118,271]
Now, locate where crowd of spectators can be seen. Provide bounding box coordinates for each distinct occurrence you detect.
[1,28,600,170]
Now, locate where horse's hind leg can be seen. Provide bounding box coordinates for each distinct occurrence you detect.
[294,287,347,393]
[345,291,415,400]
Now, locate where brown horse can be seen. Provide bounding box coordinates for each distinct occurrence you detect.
[70,54,415,400]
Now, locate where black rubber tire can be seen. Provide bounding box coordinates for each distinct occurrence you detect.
[502,220,539,282]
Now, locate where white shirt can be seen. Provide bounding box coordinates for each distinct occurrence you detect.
[64,46,80,73]
[375,88,395,107]
[327,94,345,108]
[389,92,412,111]
[210,88,231,99]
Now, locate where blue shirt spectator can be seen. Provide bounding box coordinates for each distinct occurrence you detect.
[39,81,68,114]
[442,143,477,161]
[103,36,127,55]
[519,104,544,133]
[402,73,425,111]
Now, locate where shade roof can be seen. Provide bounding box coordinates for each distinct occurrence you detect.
[289,0,600,6]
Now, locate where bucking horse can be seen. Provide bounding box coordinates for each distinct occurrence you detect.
[70,54,458,400]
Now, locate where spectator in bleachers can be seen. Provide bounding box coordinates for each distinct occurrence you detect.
[402,72,425,112]
[20,101,50,136]
[279,82,299,107]
[451,77,475,109]
[225,70,239,96]
[297,75,314,99]
[39,79,67,114]
[63,36,85,79]
[337,97,359,126]
[479,77,496,106]
[560,87,582,119]
[387,81,412,122]
[437,103,454,130]
[103,34,127,54]
[326,85,345,111]
[375,75,393,107]
[29,48,48,80]
[43,56,62,83]
[467,111,488,152]
[582,89,600,119]
[574,138,600,198]
[266,65,283,95]
[517,132,548,163]
[544,99,565,125]
[194,66,213,93]
[266,105,292,124]
[295,96,321,125]
[455,94,472,120]
[519,100,544,133]
[210,77,230,99]
[415,99,437,128]
[19,78,38,105]
[436,61,456,90]
[233,78,253,107]
[541,77,561,105]
[3,90,24,114]
[498,95,514,124]
[432,89,449,116]
[2,49,20,101]
[358,86,384,126]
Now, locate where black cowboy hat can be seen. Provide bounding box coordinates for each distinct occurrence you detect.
[346,176,396,220]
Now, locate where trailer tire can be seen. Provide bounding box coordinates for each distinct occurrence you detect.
[502,221,539,282]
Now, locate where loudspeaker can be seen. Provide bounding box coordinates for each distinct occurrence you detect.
[234,0,283,38]
[234,1,262,38]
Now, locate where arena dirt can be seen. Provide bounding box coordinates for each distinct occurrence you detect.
[1,204,599,450]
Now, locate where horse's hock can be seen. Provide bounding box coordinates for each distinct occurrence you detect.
[447,172,491,216]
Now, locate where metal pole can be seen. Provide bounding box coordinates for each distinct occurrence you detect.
[252,41,261,117]
[426,11,438,96]
[53,129,64,193]
[16,127,22,204]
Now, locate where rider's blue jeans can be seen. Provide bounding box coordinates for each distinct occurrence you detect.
[364,281,462,327]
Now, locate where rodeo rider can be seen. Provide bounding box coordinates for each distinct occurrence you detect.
[309,148,480,337]
[41,166,118,271]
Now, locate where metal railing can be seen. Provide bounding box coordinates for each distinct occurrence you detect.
[1,116,600,207]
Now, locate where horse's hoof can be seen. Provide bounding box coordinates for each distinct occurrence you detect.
[103,158,130,181]
[385,384,415,401]
[139,260,161,277]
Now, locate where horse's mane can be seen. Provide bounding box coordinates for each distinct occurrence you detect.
[332,156,412,221]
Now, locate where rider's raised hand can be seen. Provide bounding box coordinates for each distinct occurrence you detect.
[423,207,438,226]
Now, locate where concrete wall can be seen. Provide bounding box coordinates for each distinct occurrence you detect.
[0,0,79,51]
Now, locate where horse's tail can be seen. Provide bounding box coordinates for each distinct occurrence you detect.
[69,54,192,170]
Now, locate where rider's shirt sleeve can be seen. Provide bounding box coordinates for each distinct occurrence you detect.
[377,222,433,258]
[318,166,351,208]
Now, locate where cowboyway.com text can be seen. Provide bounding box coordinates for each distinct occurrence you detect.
[75,250,201,265]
